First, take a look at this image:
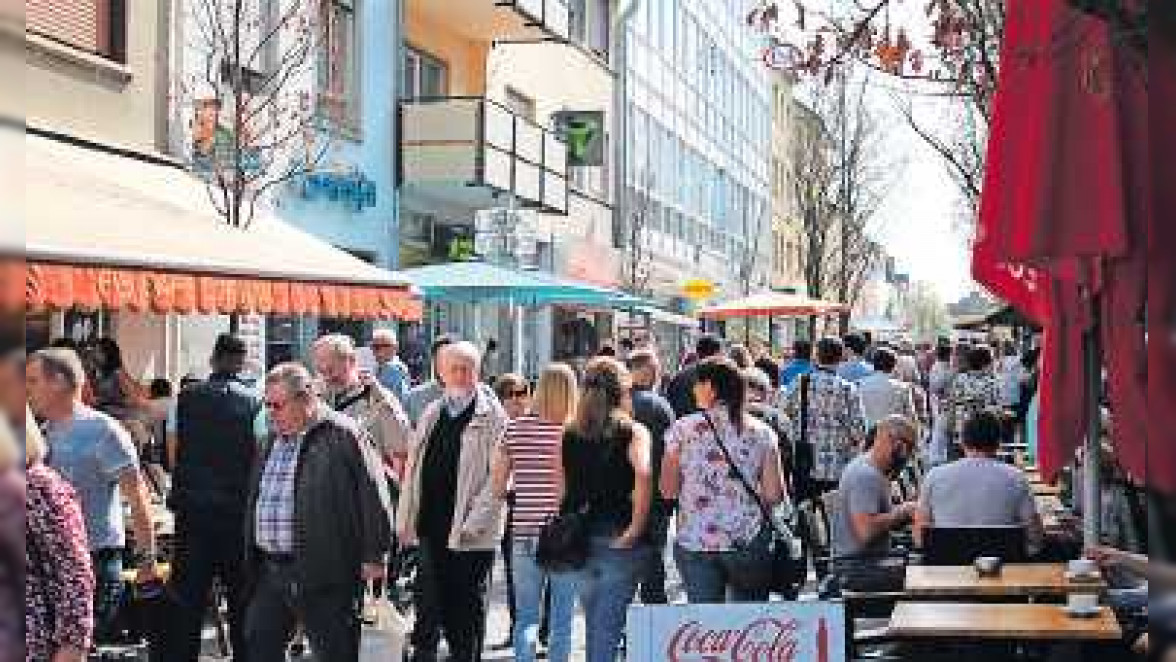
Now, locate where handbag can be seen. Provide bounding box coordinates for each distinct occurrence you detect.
[535,506,590,572]
[360,583,408,662]
[702,413,807,598]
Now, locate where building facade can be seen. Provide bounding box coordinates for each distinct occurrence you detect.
[619,0,773,310]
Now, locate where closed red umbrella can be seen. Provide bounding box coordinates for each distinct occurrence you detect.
[973,0,1150,491]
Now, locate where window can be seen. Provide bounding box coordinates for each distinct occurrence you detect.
[402,46,448,99]
[27,0,126,62]
[318,0,359,130]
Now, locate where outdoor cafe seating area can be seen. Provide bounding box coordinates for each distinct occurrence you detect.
[822,445,1140,662]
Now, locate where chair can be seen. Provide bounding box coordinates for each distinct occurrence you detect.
[922,525,1027,565]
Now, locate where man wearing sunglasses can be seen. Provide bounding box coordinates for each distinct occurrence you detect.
[244,362,391,662]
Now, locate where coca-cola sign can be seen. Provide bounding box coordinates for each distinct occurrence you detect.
[627,603,845,662]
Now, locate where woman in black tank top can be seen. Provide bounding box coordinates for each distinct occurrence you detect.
[558,357,652,662]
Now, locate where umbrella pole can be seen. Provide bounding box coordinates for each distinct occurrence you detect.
[1082,289,1103,549]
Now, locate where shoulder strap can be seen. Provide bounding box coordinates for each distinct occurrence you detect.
[799,374,810,446]
[334,385,372,413]
[702,412,782,536]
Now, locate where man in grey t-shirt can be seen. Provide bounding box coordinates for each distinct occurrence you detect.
[831,416,919,557]
[915,409,1045,555]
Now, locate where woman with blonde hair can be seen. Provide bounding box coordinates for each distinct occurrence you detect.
[558,357,652,662]
[20,409,95,662]
[490,363,579,662]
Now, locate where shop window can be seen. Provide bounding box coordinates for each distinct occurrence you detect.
[27,0,126,63]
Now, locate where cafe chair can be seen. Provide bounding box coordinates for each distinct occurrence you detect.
[922,525,1027,566]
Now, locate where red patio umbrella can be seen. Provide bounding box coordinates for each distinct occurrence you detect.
[973,0,1157,503]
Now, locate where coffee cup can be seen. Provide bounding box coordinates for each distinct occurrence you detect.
[1068,558,1097,577]
[974,556,1003,577]
[1067,591,1098,613]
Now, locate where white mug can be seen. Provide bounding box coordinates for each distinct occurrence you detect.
[1067,592,1098,612]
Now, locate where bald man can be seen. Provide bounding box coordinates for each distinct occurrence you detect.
[830,416,919,558]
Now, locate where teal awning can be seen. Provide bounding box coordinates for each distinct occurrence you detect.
[400,261,647,308]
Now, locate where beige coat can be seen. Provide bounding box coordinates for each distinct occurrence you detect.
[397,384,508,551]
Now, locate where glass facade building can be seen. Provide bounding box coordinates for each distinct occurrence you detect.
[623,0,772,292]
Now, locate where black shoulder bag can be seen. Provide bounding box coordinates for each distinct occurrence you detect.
[702,413,807,598]
[535,433,591,573]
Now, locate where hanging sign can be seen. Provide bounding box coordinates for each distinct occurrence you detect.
[682,277,717,300]
[627,602,845,662]
[552,110,606,167]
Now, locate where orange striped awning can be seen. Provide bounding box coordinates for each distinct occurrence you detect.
[15,132,422,321]
[12,261,422,320]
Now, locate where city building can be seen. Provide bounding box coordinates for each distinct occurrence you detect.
[25,1,416,379]
[619,0,774,311]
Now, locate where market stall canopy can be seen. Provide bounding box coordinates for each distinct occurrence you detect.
[696,291,848,319]
[10,131,420,320]
[401,261,647,308]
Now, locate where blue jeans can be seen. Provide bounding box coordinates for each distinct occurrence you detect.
[512,538,577,662]
[673,542,772,603]
[575,536,647,662]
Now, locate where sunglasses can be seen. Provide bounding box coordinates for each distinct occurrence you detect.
[371,343,395,349]
[508,389,529,398]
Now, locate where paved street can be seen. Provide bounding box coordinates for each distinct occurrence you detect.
[200,547,688,661]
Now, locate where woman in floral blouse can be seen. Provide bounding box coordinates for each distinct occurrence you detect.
[19,410,94,662]
[660,357,786,603]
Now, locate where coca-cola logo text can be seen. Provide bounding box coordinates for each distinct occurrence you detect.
[666,617,800,662]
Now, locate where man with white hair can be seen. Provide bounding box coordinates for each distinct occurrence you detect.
[312,333,412,478]
[398,341,509,662]
[369,328,411,404]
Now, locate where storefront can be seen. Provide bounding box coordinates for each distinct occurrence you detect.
[13,131,420,381]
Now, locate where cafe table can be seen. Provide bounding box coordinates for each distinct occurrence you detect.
[1032,482,1063,497]
[888,602,1122,641]
[904,564,1105,599]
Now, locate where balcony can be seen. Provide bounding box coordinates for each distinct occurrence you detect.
[410,0,570,43]
[400,97,568,215]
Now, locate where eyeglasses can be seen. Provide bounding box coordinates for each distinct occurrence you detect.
[509,389,529,399]
[264,399,289,411]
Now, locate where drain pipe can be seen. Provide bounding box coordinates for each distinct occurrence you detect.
[611,0,640,250]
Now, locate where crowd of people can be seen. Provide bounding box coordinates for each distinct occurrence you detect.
[0,327,1170,662]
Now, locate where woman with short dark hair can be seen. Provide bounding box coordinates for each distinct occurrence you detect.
[661,357,786,603]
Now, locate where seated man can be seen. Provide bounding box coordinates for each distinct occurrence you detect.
[830,415,919,559]
[914,409,1045,557]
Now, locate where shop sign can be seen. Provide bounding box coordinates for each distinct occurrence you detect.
[682,277,717,300]
[298,170,377,211]
[626,602,845,662]
[552,110,606,167]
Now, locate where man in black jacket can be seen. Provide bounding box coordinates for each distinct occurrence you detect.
[166,334,262,661]
[244,362,392,662]
[628,349,676,604]
[664,334,723,418]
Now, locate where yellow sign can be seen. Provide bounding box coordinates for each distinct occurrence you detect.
[682,278,716,300]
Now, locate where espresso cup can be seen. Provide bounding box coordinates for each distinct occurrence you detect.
[974,556,1002,576]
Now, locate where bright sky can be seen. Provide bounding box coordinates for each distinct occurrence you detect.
[870,92,977,302]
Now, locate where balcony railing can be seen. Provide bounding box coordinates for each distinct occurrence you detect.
[400,96,568,215]
[512,0,570,41]
[411,0,569,42]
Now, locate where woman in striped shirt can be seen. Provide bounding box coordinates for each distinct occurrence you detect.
[490,364,579,662]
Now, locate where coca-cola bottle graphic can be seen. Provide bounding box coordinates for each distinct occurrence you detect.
[816,616,829,662]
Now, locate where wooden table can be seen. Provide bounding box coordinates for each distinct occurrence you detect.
[905,564,1105,598]
[888,602,1122,641]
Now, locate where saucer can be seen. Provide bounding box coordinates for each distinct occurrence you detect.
[1062,604,1101,618]
[1064,570,1102,583]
